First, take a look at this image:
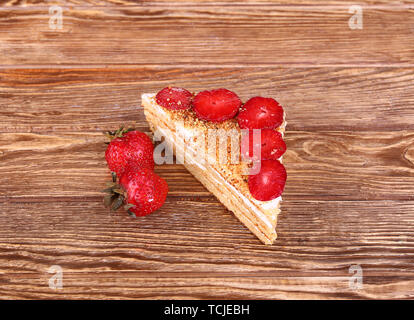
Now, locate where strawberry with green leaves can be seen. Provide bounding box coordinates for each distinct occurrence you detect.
[103,164,168,217]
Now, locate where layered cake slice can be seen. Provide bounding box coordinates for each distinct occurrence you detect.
[142,87,287,244]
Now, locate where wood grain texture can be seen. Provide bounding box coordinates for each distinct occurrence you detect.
[0,6,413,66]
[3,1,414,7]
[1,0,414,299]
[1,272,414,299]
[1,130,414,201]
[1,67,414,132]
[2,199,414,273]
[0,200,413,299]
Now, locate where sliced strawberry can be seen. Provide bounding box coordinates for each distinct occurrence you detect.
[156,87,193,110]
[193,88,242,122]
[241,129,286,161]
[248,160,287,201]
[237,97,284,129]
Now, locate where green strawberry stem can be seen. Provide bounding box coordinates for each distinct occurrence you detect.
[104,126,135,142]
[102,172,137,218]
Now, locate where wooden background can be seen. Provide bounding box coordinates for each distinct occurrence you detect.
[0,0,413,299]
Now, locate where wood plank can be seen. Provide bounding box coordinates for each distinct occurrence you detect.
[0,6,413,66]
[3,1,414,7]
[1,272,413,299]
[0,131,414,201]
[0,199,413,274]
[1,67,414,132]
[0,200,413,299]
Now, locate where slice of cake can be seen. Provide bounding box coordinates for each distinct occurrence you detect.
[142,87,287,244]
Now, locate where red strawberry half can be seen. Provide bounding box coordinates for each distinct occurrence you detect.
[237,96,284,129]
[248,160,287,201]
[193,88,242,122]
[105,128,155,177]
[241,129,286,161]
[156,87,193,110]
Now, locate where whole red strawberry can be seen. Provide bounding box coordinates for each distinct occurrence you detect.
[156,87,193,110]
[120,166,168,217]
[237,96,284,129]
[105,127,154,176]
[248,160,287,201]
[193,88,242,122]
[241,129,286,161]
[103,165,168,217]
